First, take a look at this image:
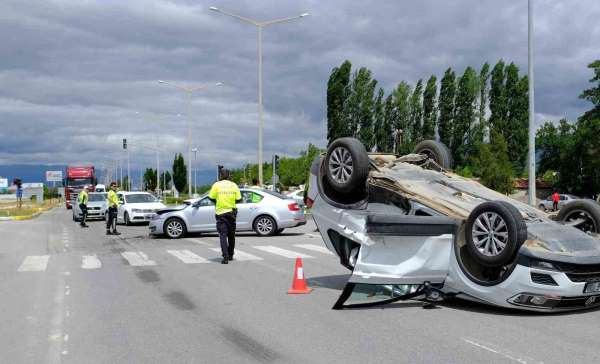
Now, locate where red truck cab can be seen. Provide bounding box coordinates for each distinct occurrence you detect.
[65,166,96,209]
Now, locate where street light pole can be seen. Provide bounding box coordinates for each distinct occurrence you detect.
[528,0,536,206]
[192,147,199,195]
[209,7,309,186]
[158,80,222,196]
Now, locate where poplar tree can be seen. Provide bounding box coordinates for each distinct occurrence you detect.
[438,68,456,148]
[475,62,491,144]
[326,60,352,143]
[381,94,395,153]
[373,88,386,152]
[506,66,529,172]
[422,75,438,140]
[452,67,478,166]
[409,79,424,144]
[393,82,412,154]
[489,60,507,138]
[345,67,375,140]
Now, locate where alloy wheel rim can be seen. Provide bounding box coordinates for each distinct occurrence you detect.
[564,210,598,233]
[328,146,353,184]
[472,212,509,257]
[167,221,183,237]
[257,218,273,234]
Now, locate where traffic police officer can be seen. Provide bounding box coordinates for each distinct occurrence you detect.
[208,169,241,264]
[106,182,121,235]
[78,185,89,228]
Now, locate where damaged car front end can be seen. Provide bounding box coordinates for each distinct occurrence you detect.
[308,137,600,312]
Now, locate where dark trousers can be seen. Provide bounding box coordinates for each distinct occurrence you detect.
[79,204,87,225]
[106,206,118,231]
[553,201,558,211]
[216,211,237,258]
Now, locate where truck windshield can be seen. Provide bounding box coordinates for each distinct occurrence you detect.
[67,178,93,187]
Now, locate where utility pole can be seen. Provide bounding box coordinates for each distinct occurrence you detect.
[528,0,536,206]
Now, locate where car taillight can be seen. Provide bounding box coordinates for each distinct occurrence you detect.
[288,202,300,211]
[305,197,314,209]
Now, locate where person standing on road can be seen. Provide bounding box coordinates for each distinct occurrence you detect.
[106,182,121,235]
[78,185,90,228]
[552,190,560,211]
[14,178,23,209]
[208,169,241,264]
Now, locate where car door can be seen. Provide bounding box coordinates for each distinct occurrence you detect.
[235,191,262,230]
[331,211,458,309]
[117,193,126,222]
[188,197,216,231]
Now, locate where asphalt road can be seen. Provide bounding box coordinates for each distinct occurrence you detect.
[1,208,600,364]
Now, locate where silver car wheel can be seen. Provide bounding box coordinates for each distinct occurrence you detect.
[328,146,354,184]
[256,217,274,235]
[471,212,509,257]
[166,220,184,238]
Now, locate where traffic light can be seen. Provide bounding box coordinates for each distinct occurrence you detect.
[123,138,127,150]
[273,155,279,172]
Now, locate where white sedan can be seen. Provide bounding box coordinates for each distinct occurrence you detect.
[116,192,166,225]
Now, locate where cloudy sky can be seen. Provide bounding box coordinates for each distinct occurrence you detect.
[0,0,598,172]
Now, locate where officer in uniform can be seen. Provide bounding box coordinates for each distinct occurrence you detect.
[106,182,121,235]
[208,169,241,264]
[78,185,89,228]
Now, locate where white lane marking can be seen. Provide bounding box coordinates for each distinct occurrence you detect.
[253,246,313,259]
[121,251,157,266]
[81,255,102,269]
[167,250,209,264]
[462,338,542,364]
[185,238,212,246]
[293,244,333,255]
[209,248,263,261]
[18,255,50,272]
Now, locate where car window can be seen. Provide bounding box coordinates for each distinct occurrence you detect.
[125,193,157,203]
[88,193,105,202]
[198,198,214,207]
[241,191,263,204]
[560,195,567,200]
[260,189,287,199]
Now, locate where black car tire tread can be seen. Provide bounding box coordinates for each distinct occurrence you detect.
[414,140,454,170]
[324,138,370,194]
[465,201,526,267]
[557,200,600,233]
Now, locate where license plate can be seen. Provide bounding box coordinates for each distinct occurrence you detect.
[585,281,600,293]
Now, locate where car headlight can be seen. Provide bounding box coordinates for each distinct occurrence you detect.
[132,209,142,213]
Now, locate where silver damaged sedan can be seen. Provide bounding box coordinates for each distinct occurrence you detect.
[149,189,306,238]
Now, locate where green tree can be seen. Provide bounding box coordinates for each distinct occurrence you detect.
[373,88,386,152]
[474,62,491,144]
[143,168,157,191]
[393,81,412,154]
[452,67,478,166]
[345,67,376,140]
[159,171,172,190]
[506,68,529,172]
[438,68,456,148]
[489,60,508,138]
[326,60,352,143]
[380,94,395,152]
[172,154,187,193]
[471,132,514,194]
[409,79,423,144]
[580,60,600,121]
[422,75,437,140]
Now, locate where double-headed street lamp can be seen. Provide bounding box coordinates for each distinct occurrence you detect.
[209,6,309,186]
[158,80,222,196]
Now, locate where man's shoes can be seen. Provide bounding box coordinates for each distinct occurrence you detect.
[106,230,112,235]
[81,224,89,228]
[228,255,234,261]
[221,258,229,264]
[112,231,121,236]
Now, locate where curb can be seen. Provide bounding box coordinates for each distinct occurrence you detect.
[0,208,49,221]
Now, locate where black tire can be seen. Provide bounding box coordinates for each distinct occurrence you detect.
[72,213,76,222]
[465,201,526,267]
[414,140,454,170]
[538,204,547,212]
[164,217,186,239]
[325,138,370,194]
[558,200,600,234]
[124,212,131,226]
[253,215,277,236]
[275,228,284,235]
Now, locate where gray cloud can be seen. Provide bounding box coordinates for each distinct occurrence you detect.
[0,0,598,172]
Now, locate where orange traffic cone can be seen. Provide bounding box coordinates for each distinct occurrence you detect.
[287,257,313,294]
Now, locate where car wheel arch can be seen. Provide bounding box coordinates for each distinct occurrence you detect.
[252,214,278,236]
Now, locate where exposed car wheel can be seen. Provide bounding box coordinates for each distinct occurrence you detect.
[465,201,526,267]
[325,138,370,194]
[254,215,277,236]
[164,218,186,239]
[124,212,131,226]
[558,200,600,234]
[414,140,454,170]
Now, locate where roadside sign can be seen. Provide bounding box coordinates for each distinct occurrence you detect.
[0,178,7,188]
[46,170,63,182]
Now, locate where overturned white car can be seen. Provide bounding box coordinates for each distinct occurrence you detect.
[307,138,600,311]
